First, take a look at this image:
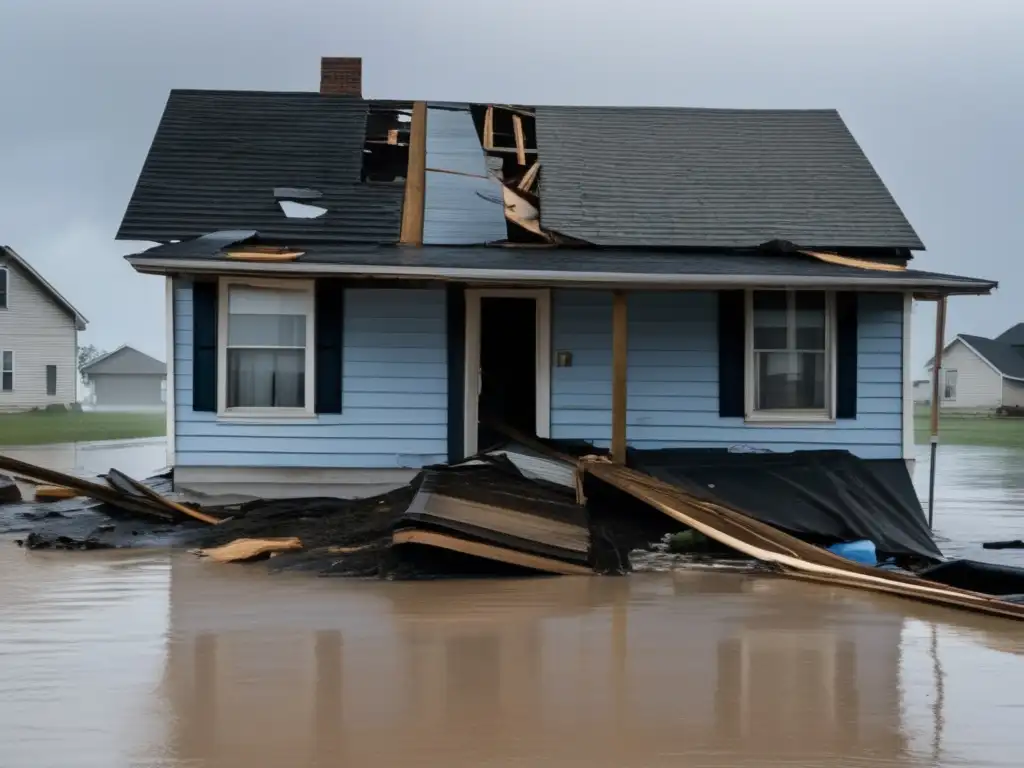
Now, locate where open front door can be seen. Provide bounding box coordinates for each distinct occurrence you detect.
[464,289,551,456]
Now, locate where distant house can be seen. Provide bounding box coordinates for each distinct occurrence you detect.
[912,379,931,403]
[0,246,88,412]
[81,345,166,410]
[116,57,995,497]
[925,324,1024,410]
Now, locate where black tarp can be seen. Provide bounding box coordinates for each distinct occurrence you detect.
[627,449,941,561]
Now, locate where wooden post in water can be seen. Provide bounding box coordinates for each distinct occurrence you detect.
[927,296,948,528]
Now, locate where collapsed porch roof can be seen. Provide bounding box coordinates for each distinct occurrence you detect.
[126,238,995,295]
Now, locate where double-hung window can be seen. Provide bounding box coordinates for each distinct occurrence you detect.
[0,267,8,310]
[218,279,315,416]
[747,290,834,420]
[943,369,958,401]
[1,351,13,392]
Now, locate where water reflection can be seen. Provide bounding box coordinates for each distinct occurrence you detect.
[160,561,923,767]
[914,445,1024,565]
[0,437,165,482]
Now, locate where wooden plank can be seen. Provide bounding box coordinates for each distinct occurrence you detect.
[518,162,540,192]
[225,250,302,262]
[483,105,494,150]
[513,114,526,165]
[387,128,399,145]
[501,185,550,240]
[611,291,628,464]
[799,249,906,273]
[109,469,222,526]
[399,101,428,246]
[392,528,593,575]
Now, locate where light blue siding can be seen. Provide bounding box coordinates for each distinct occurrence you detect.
[173,281,448,469]
[550,290,905,459]
[423,107,507,245]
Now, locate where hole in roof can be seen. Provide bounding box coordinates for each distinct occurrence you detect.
[278,200,328,219]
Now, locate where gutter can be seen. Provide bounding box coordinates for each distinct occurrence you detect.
[126,257,996,295]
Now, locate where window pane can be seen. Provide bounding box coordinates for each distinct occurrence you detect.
[229,286,310,315]
[0,269,7,308]
[795,295,826,349]
[227,349,305,408]
[755,351,826,410]
[1,351,11,370]
[228,313,306,347]
[46,365,57,396]
[1,372,11,392]
[752,291,788,350]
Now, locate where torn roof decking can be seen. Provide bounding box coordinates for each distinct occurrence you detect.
[534,106,925,251]
[126,238,996,294]
[116,90,412,243]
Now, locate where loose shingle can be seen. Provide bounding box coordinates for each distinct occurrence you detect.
[116,90,411,243]
[535,106,925,250]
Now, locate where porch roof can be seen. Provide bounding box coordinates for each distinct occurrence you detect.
[126,239,995,295]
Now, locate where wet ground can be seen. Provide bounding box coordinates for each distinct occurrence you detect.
[0,440,1022,768]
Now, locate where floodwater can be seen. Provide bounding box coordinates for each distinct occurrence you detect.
[0,441,1023,768]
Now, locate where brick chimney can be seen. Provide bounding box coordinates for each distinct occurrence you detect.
[320,57,362,96]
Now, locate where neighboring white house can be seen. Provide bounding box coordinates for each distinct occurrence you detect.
[0,246,88,412]
[81,345,166,411]
[926,324,1024,410]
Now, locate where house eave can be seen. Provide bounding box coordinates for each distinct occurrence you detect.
[126,256,996,295]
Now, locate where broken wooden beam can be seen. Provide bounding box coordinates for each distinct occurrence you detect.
[501,185,550,240]
[225,250,303,262]
[0,454,175,521]
[108,469,222,526]
[399,101,428,246]
[513,114,527,165]
[483,105,495,150]
[392,529,592,576]
[518,162,540,192]
[387,128,399,145]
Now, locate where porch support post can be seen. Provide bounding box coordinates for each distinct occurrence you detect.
[927,295,947,528]
[611,291,628,464]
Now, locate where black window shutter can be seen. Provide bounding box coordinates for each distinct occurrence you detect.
[315,279,345,414]
[835,292,858,419]
[718,290,746,417]
[446,284,466,463]
[192,281,218,412]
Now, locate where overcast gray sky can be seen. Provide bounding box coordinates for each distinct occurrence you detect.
[1,0,1020,368]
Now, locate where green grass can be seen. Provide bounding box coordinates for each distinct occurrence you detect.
[914,407,1024,449]
[0,410,166,447]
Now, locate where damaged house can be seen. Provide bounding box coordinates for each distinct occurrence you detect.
[118,57,995,499]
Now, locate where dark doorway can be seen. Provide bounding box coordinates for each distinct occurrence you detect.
[478,297,536,450]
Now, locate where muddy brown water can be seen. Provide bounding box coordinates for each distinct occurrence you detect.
[1,440,1023,768]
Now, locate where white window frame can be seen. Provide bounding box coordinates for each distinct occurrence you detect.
[745,289,836,423]
[943,369,958,401]
[1,350,14,392]
[0,266,8,310]
[216,277,316,420]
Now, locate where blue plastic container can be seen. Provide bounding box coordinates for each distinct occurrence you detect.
[827,539,877,566]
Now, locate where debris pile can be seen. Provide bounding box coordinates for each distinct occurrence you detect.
[5,443,1024,621]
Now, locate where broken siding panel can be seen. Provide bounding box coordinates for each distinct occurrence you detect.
[423,107,507,245]
[173,280,447,469]
[550,290,904,459]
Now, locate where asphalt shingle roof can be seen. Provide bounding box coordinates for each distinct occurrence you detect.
[535,106,925,251]
[81,345,166,376]
[959,334,1024,380]
[116,90,411,244]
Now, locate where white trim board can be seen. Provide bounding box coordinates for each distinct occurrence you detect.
[463,288,551,457]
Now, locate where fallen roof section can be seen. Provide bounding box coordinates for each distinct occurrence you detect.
[536,106,924,251]
[126,239,996,294]
[1,246,88,330]
[115,90,411,243]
